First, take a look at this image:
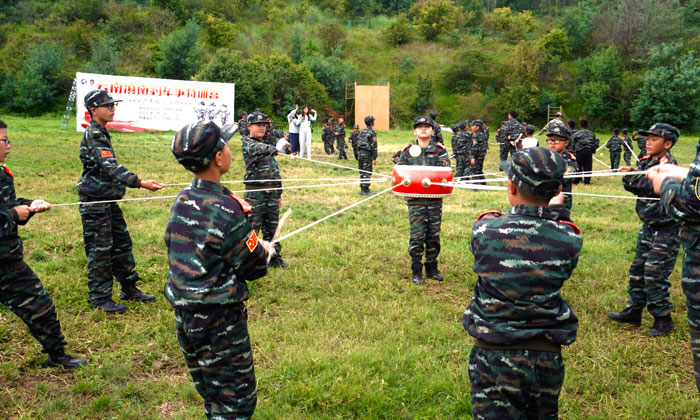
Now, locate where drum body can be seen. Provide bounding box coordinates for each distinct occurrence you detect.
[392,165,453,198]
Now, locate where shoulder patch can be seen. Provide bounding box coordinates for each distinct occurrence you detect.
[100,150,113,158]
[230,193,252,213]
[567,152,576,160]
[400,143,411,152]
[2,166,13,181]
[477,210,503,221]
[639,155,650,161]
[246,230,258,252]
[559,220,581,234]
[659,155,669,165]
[436,142,446,149]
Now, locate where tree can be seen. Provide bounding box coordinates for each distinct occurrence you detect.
[412,76,434,114]
[156,19,204,80]
[84,37,121,75]
[318,22,347,56]
[631,43,700,128]
[488,75,539,121]
[560,2,594,55]
[409,0,460,41]
[383,13,412,46]
[576,45,623,120]
[308,56,358,109]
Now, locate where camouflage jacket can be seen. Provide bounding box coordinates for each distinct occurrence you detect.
[164,178,269,309]
[571,129,599,153]
[397,140,451,204]
[470,129,489,155]
[322,125,332,142]
[634,135,647,154]
[241,135,282,189]
[495,128,507,145]
[430,122,443,145]
[622,135,633,152]
[451,131,470,155]
[334,123,345,140]
[561,151,579,210]
[0,165,34,262]
[238,118,249,137]
[623,151,679,227]
[357,127,378,159]
[503,119,523,143]
[76,120,141,199]
[462,204,581,346]
[606,136,623,152]
[660,141,700,228]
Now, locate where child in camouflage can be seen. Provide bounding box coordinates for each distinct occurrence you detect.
[463,147,582,419]
[166,121,273,419]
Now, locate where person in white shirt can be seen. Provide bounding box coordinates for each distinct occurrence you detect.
[297,106,317,159]
[287,105,300,155]
[521,124,540,149]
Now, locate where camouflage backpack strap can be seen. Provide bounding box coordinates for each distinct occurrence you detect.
[477,210,503,221]
[230,193,252,213]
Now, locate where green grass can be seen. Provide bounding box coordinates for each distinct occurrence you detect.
[1,115,699,419]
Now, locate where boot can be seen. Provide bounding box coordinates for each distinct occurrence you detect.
[425,262,444,282]
[647,315,674,337]
[91,299,127,314]
[120,285,156,302]
[47,350,87,369]
[606,307,642,326]
[411,263,424,285]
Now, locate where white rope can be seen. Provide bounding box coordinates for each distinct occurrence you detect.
[622,140,640,163]
[592,154,611,168]
[278,152,391,178]
[450,170,649,186]
[275,184,399,243]
[565,191,659,201]
[161,177,385,187]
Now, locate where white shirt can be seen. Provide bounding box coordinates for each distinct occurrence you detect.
[287,108,300,133]
[297,111,317,130]
[521,136,539,148]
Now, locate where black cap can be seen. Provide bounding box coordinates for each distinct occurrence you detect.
[247,110,268,125]
[525,124,536,134]
[547,125,571,140]
[459,120,468,130]
[171,121,234,172]
[413,115,432,128]
[429,111,437,120]
[364,115,375,125]
[84,90,122,109]
[638,123,680,145]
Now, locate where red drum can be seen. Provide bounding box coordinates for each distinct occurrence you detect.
[392,165,453,198]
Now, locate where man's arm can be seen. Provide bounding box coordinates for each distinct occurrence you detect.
[222,214,269,282]
[89,135,141,188]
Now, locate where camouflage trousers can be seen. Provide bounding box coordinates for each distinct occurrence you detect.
[469,346,564,420]
[175,304,257,420]
[454,154,469,179]
[623,148,632,166]
[610,150,621,170]
[244,189,282,257]
[0,259,66,353]
[626,223,680,317]
[679,227,700,391]
[471,153,487,185]
[323,136,334,154]
[500,142,514,161]
[336,138,347,160]
[408,201,442,269]
[79,202,139,304]
[357,151,373,193]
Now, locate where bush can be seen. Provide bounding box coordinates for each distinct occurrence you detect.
[412,75,434,114]
[199,13,236,48]
[576,45,623,120]
[409,0,460,41]
[317,22,347,56]
[155,19,204,80]
[84,37,121,75]
[308,56,358,109]
[265,55,330,118]
[383,13,412,46]
[1,42,67,114]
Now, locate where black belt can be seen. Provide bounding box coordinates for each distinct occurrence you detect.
[474,336,562,353]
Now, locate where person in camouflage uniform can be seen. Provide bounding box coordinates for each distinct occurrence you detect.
[349,124,360,160]
[241,110,290,268]
[622,128,634,165]
[545,126,579,209]
[605,128,623,171]
[647,136,700,391]
[322,119,333,155]
[78,90,162,314]
[451,121,470,179]
[335,116,347,160]
[504,111,524,153]
[357,116,378,195]
[463,146,581,420]
[469,120,489,185]
[571,119,599,185]
[237,112,249,137]
[397,116,451,284]
[536,111,566,135]
[0,120,86,369]
[496,121,513,162]
[167,120,273,419]
[634,130,647,158]
[607,123,681,337]
[428,111,443,145]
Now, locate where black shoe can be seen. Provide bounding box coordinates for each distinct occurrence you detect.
[412,271,425,285]
[647,316,674,337]
[120,285,156,302]
[425,263,444,282]
[269,257,289,268]
[606,308,642,326]
[91,299,127,314]
[47,351,87,369]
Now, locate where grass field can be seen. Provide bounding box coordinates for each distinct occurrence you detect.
[1,115,699,419]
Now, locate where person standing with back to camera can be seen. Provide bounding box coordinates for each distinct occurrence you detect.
[297,105,317,159]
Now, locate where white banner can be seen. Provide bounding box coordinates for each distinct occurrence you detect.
[75,72,235,133]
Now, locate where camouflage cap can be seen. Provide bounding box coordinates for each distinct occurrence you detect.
[247,110,268,125]
[472,119,485,127]
[500,147,566,196]
[413,115,432,128]
[525,124,536,134]
[451,124,459,132]
[458,120,468,130]
[638,122,680,145]
[84,90,122,109]
[555,111,563,117]
[171,121,233,172]
[546,125,571,140]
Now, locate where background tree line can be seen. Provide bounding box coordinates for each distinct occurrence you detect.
[1,0,700,129]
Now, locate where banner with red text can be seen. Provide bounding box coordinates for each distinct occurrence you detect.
[75,72,235,133]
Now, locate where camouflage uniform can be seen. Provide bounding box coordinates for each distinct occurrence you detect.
[356,125,378,194]
[237,117,249,137]
[571,128,599,185]
[463,147,581,420]
[659,140,700,390]
[322,124,333,155]
[77,119,144,305]
[165,179,269,420]
[0,165,67,354]
[560,151,579,209]
[334,122,347,160]
[397,136,450,280]
[430,120,443,145]
[622,135,634,165]
[635,134,647,158]
[606,136,623,170]
[451,129,470,178]
[621,151,680,318]
[503,118,523,150]
[470,125,489,185]
[497,123,513,162]
[241,115,284,264]
[349,129,359,160]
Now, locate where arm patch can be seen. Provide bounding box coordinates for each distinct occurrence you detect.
[477,210,503,221]
[559,220,581,234]
[100,150,113,158]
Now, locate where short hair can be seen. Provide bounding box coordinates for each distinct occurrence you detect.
[516,182,559,205]
[0,119,6,129]
[525,126,535,135]
[580,119,589,128]
[509,110,518,118]
[567,119,576,128]
[613,128,619,135]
